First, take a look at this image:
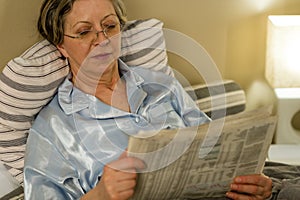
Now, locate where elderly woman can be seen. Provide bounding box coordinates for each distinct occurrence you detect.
[24,0,272,199]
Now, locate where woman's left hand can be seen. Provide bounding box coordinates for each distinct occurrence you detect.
[226,174,272,200]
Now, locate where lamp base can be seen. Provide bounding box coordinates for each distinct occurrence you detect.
[291,110,300,130]
[274,88,300,144]
[268,144,300,165]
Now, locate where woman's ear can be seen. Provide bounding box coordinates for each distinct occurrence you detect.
[56,44,69,58]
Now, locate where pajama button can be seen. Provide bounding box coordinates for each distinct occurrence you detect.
[135,117,140,123]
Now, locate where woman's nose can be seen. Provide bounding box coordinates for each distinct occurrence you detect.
[93,30,109,46]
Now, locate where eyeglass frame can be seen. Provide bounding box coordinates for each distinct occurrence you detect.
[63,14,122,42]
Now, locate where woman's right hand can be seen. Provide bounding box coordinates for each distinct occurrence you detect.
[81,152,145,200]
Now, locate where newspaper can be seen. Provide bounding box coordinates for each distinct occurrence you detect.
[128,107,277,200]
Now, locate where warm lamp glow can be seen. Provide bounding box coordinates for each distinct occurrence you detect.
[265,15,300,88]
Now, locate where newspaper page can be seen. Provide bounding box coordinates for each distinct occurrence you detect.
[128,108,277,200]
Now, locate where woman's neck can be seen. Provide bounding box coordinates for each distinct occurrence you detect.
[72,60,120,95]
[96,62,120,91]
[72,60,130,112]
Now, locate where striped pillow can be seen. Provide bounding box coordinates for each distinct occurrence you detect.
[0,18,170,130]
[121,18,173,76]
[0,40,69,183]
[0,18,171,184]
[185,80,246,120]
[0,40,69,130]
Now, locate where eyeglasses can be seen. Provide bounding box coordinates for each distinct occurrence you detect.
[64,14,121,43]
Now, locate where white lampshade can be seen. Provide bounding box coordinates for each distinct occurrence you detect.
[265,15,300,88]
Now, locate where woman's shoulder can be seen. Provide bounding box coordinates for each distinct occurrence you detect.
[32,93,69,132]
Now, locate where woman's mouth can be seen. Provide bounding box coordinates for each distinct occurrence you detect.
[91,52,112,60]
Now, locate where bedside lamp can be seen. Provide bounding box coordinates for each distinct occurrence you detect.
[265,15,300,144]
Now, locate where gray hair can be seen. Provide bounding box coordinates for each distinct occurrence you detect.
[37,0,127,45]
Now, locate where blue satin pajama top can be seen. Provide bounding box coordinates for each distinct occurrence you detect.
[24,60,210,199]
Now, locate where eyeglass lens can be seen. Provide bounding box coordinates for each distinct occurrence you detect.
[64,14,120,43]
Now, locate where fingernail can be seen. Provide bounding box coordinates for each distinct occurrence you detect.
[235,177,242,183]
[226,192,233,198]
[231,184,237,190]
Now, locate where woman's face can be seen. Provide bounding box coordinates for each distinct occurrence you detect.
[57,0,121,77]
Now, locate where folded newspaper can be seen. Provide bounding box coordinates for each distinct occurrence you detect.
[128,107,277,200]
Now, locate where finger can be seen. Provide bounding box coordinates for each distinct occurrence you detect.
[116,179,137,193]
[230,183,265,196]
[118,150,128,159]
[114,170,138,181]
[100,170,137,190]
[233,174,271,187]
[229,174,272,199]
[107,157,145,172]
[118,189,135,200]
[103,164,137,177]
[226,191,259,200]
[102,164,138,184]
